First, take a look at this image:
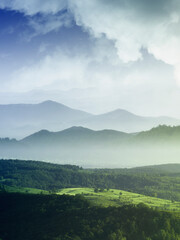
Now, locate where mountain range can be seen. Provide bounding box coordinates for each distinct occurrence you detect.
[0,100,179,139]
[1,125,180,168]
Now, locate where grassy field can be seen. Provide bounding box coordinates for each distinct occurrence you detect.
[2,185,180,212]
[58,188,180,212]
[2,185,48,194]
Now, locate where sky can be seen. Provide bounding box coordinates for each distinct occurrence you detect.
[0,0,180,117]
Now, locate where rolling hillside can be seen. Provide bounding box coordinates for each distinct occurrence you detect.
[1,192,179,240]
[57,187,180,211]
[1,159,180,201]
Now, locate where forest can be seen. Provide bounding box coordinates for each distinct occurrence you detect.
[0,159,180,201]
[0,191,180,240]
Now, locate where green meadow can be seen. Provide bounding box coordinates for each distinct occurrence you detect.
[58,187,180,212]
[2,185,48,194]
[2,185,180,212]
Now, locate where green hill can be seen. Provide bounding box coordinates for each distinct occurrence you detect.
[57,187,180,212]
[0,192,179,240]
[1,159,180,201]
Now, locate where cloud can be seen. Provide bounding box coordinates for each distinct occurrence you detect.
[6,40,173,93]
[7,50,91,92]
[28,11,72,37]
[1,0,180,83]
[1,0,180,118]
[1,33,179,117]
[5,37,121,92]
[5,46,179,117]
[0,0,66,15]
[68,0,180,83]
[68,0,180,61]
[0,0,71,37]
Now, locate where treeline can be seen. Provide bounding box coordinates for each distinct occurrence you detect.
[0,159,180,201]
[0,192,180,240]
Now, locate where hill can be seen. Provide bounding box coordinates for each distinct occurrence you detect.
[57,187,180,211]
[1,192,179,240]
[1,159,180,201]
[131,163,180,174]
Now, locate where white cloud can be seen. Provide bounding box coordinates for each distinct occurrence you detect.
[0,0,66,15]
[68,0,180,70]
[1,0,180,116]
[6,36,121,92]
[7,50,92,92]
[28,12,72,37]
[2,39,180,117]
[2,0,180,83]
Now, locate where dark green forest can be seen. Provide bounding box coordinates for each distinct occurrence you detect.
[0,192,180,240]
[0,159,180,201]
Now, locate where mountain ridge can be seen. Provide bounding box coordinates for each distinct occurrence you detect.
[0,100,180,138]
[0,100,92,138]
[0,125,180,167]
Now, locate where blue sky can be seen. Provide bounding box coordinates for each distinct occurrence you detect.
[0,0,180,117]
[0,9,90,77]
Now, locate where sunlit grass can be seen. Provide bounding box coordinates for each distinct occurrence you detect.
[3,185,180,212]
[3,185,48,194]
[57,188,180,212]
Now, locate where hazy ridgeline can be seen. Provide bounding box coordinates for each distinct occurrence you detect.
[0,101,179,139]
[0,125,180,167]
[0,101,179,168]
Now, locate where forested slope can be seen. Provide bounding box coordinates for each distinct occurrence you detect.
[1,160,180,201]
[0,192,179,240]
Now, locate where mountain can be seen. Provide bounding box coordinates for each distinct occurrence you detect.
[0,125,180,168]
[21,125,180,149]
[136,125,180,144]
[21,126,129,147]
[0,100,180,139]
[79,109,180,133]
[132,163,180,174]
[0,126,132,167]
[0,101,92,138]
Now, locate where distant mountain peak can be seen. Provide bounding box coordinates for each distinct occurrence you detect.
[40,100,57,104]
[39,100,68,107]
[62,126,94,133]
[99,108,141,120]
[37,129,50,134]
[109,108,134,115]
[29,129,50,137]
